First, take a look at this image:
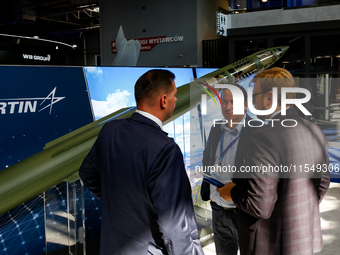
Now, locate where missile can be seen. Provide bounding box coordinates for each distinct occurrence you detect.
[169,46,289,124]
[199,46,289,86]
[0,46,288,215]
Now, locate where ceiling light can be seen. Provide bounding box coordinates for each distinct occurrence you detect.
[0,33,76,49]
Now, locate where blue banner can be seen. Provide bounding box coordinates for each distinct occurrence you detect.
[0,66,93,170]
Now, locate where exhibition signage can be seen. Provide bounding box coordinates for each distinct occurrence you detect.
[216,12,228,36]
[111,35,184,53]
[0,87,65,115]
[0,66,93,170]
[22,53,51,62]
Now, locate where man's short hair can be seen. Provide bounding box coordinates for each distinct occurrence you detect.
[222,83,247,104]
[135,69,175,106]
[252,67,296,105]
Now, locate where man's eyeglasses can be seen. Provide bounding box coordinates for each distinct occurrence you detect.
[252,91,267,104]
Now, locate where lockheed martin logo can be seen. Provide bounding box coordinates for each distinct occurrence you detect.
[0,87,65,115]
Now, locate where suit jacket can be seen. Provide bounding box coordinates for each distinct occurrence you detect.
[231,108,330,255]
[201,114,256,201]
[79,113,203,255]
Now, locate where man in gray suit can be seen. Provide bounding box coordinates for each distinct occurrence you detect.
[218,67,330,255]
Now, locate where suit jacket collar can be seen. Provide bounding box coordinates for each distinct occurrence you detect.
[135,109,163,129]
[207,114,253,166]
[272,107,300,120]
[129,112,168,135]
[214,114,251,133]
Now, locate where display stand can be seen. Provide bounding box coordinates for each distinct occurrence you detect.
[44,180,85,255]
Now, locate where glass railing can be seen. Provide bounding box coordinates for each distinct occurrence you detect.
[227,0,338,14]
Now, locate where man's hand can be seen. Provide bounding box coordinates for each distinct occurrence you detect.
[217,182,236,201]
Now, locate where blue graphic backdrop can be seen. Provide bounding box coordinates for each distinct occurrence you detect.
[0,66,94,170]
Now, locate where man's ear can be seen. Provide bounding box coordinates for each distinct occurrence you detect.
[266,91,273,108]
[160,94,167,109]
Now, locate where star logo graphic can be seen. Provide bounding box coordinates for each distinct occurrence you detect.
[39,87,65,114]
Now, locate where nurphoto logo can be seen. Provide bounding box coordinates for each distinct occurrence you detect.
[200,84,312,116]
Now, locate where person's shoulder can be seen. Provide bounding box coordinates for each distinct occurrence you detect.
[287,109,322,131]
[130,117,176,146]
[157,131,178,148]
[243,114,260,133]
[297,116,326,138]
[101,118,126,131]
[209,123,222,134]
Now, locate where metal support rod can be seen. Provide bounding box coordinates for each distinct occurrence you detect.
[83,33,87,66]
[325,74,329,120]
[72,182,78,254]
[67,183,71,251]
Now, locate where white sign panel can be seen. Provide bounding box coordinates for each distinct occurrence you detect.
[216,12,228,36]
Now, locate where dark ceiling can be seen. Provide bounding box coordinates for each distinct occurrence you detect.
[0,0,100,39]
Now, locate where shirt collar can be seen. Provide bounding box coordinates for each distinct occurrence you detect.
[221,114,246,135]
[269,108,291,119]
[135,109,163,130]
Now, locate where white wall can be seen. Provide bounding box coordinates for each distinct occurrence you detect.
[100,0,227,67]
[100,0,198,66]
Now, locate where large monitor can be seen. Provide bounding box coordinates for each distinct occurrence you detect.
[84,67,194,120]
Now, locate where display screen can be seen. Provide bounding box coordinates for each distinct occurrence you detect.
[84,66,194,120]
[195,67,218,78]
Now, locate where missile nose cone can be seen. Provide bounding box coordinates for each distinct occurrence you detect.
[281,46,289,55]
[273,46,289,61]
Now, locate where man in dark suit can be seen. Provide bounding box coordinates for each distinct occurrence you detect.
[218,67,330,255]
[200,84,257,255]
[79,69,203,255]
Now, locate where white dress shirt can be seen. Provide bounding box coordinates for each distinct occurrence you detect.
[135,109,163,130]
[209,114,246,208]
